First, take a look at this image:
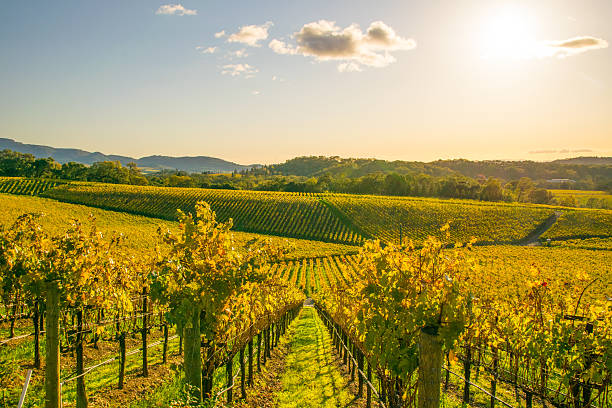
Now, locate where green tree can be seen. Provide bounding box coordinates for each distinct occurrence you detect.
[515,177,535,202]
[480,177,504,201]
[528,188,552,204]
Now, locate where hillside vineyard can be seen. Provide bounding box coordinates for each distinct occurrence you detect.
[37,180,612,245]
[0,177,611,408]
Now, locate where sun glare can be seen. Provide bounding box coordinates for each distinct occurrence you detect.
[481,5,538,59]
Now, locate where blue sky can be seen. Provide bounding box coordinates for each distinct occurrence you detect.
[1,1,610,164]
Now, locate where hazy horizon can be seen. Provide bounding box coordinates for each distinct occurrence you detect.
[1,1,611,164]
[3,136,608,166]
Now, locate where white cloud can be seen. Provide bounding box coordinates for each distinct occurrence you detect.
[529,148,594,154]
[539,36,608,58]
[338,62,362,72]
[221,63,258,77]
[214,30,226,38]
[269,20,415,72]
[196,46,217,54]
[229,49,249,58]
[269,39,297,55]
[484,35,608,60]
[228,22,273,47]
[155,4,197,16]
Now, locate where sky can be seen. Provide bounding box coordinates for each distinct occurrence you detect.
[0,0,610,165]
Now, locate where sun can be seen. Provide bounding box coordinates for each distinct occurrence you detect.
[481,5,538,59]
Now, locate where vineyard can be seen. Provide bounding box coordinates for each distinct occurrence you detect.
[0,177,63,196]
[0,202,305,407]
[549,189,612,208]
[309,238,612,408]
[41,182,364,245]
[0,178,608,248]
[541,209,612,240]
[1,184,611,408]
[549,237,612,251]
[0,194,356,260]
[323,193,561,244]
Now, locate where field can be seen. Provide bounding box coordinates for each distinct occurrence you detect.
[1,181,611,408]
[42,182,364,245]
[549,189,612,208]
[0,194,356,260]
[549,237,612,250]
[0,177,63,195]
[30,178,612,246]
[541,208,612,239]
[323,193,557,244]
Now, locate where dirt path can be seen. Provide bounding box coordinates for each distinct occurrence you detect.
[519,211,563,246]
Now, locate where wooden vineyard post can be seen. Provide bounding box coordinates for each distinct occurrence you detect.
[491,347,498,408]
[262,329,268,365]
[266,326,271,358]
[226,356,233,403]
[162,323,168,364]
[367,361,372,408]
[463,342,472,403]
[9,301,17,338]
[141,288,148,377]
[76,309,88,408]
[118,333,126,389]
[240,347,246,399]
[203,346,214,400]
[358,349,364,398]
[444,351,450,390]
[248,339,254,386]
[526,391,533,408]
[257,332,262,372]
[45,281,60,408]
[33,300,41,368]
[183,305,202,402]
[582,322,594,407]
[418,328,442,408]
[350,342,355,382]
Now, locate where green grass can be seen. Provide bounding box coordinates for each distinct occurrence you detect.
[275,307,356,408]
[128,373,185,408]
[0,326,181,407]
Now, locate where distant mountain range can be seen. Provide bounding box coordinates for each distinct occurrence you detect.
[0,138,259,174]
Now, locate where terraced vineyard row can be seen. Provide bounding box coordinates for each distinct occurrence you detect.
[0,177,62,195]
[42,182,364,244]
[323,193,557,244]
[271,254,361,296]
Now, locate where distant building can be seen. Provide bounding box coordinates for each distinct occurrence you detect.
[546,178,576,183]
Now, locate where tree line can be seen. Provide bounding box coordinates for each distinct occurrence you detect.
[1,149,609,208]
